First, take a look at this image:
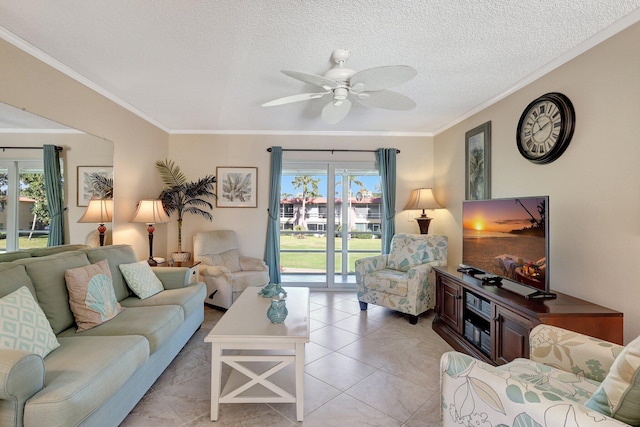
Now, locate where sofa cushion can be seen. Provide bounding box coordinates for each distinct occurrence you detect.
[363,269,408,297]
[0,251,32,263]
[119,260,164,299]
[15,251,90,334]
[586,334,640,425]
[120,282,206,319]
[65,260,124,332]
[29,244,89,257]
[24,335,148,427]
[82,245,138,301]
[0,286,60,358]
[0,262,37,299]
[57,305,183,354]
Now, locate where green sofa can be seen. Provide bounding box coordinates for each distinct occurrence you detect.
[0,244,90,263]
[0,244,206,427]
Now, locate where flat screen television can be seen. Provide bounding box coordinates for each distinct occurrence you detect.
[462,196,554,298]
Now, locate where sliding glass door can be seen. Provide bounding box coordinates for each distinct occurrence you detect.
[0,160,49,252]
[279,162,381,288]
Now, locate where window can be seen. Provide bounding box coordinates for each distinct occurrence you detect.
[279,161,381,288]
[0,160,49,252]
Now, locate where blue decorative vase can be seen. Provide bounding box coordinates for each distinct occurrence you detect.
[267,299,288,323]
[258,283,287,298]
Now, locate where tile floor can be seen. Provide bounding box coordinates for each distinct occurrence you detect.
[120,291,453,426]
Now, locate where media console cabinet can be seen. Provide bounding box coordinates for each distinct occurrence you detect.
[433,266,623,365]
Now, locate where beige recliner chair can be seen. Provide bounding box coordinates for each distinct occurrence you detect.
[193,230,269,309]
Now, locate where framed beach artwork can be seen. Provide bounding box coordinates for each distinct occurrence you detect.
[216,167,257,208]
[465,121,491,200]
[77,166,113,206]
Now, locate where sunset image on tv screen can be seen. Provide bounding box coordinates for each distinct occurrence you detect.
[462,197,547,291]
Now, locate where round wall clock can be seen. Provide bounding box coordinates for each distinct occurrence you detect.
[516,92,575,164]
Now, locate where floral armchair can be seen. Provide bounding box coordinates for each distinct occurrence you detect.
[441,324,640,426]
[355,234,447,324]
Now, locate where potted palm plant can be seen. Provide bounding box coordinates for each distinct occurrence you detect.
[155,159,216,262]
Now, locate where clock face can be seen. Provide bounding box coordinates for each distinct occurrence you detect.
[517,93,575,164]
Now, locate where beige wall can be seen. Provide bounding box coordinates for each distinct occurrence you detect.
[0,38,169,258]
[167,134,437,259]
[435,21,640,343]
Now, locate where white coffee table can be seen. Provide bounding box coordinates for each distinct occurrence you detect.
[204,286,310,422]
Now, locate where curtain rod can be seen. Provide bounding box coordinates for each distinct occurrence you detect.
[266,148,400,154]
[1,145,63,152]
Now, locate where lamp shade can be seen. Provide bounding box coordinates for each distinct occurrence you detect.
[404,188,443,211]
[131,199,170,224]
[78,199,113,223]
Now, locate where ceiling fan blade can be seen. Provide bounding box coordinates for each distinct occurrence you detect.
[262,91,330,107]
[281,70,338,90]
[322,98,352,124]
[356,90,416,110]
[350,65,417,92]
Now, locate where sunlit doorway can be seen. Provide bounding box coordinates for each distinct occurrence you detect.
[0,160,49,252]
[279,162,382,289]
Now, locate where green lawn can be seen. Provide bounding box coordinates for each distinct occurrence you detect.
[0,235,49,251]
[280,234,381,273]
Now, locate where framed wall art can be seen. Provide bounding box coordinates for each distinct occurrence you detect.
[216,166,257,208]
[465,121,491,200]
[77,166,113,206]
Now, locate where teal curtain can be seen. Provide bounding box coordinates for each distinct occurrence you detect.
[43,145,65,246]
[265,146,282,284]
[376,148,396,254]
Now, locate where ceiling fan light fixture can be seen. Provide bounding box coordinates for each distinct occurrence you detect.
[333,87,349,101]
[262,49,417,123]
[323,66,356,83]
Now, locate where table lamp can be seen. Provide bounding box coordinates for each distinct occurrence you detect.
[78,198,113,246]
[131,199,170,266]
[404,188,443,234]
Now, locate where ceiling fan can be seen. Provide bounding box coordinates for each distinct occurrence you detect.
[262,49,418,124]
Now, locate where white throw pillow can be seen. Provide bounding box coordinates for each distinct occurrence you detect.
[0,286,60,357]
[119,260,164,299]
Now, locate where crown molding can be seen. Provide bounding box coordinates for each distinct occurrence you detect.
[170,129,433,137]
[0,26,170,133]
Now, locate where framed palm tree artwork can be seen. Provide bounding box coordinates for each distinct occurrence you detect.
[216,167,258,207]
[465,121,491,200]
[77,166,113,206]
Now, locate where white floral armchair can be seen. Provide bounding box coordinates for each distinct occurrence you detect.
[441,324,640,426]
[193,230,269,309]
[355,234,447,324]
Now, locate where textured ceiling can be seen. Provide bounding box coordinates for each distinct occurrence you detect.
[1,1,639,135]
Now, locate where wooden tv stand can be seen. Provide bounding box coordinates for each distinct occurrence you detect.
[433,266,623,365]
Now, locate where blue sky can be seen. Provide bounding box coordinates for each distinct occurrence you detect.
[281,174,380,198]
